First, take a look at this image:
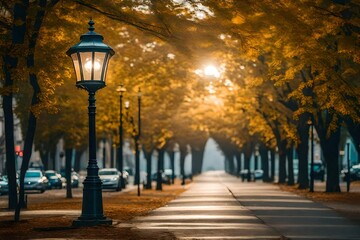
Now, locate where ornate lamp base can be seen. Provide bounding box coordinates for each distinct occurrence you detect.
[73,218,112,227]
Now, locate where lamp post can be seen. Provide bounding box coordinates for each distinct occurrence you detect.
[67,19,114,227]
[116,85,126,189]
[308,118,314,193]
[123,88,141,197]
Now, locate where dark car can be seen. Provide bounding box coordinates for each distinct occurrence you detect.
[0,176,8,195]
[44,170,62,189]
[123,167,133,176]
[151,171,171,184]
[71,171,80,188]
[60,169,80,188]
[341,164,360,182]
[310,161,325,182]
[24,170,48,193]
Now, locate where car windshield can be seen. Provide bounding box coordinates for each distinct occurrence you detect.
[25,171,41,178]
[45,172,56,177]
[99,171,118,176]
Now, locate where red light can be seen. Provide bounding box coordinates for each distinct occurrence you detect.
[15,145,21,152]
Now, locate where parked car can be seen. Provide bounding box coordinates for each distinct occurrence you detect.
[341,164,360,181]
[71,171,80,188]
[60,169,80,188]
[164,169,175,180]
[240,169,263,181]
[44,170,62,189]
[122,170,129,185]
[254,169,264,180]
[310,161,325,182]
[0,175,8,195]
[24,170,48,193]
[99,168,121,191]
[151,171,171,184]
[123,167,133,176]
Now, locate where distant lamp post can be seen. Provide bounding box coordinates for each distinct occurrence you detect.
[67,19,114,227]
[116,85,126,189]
[307,118,314,193]
[123,89,142,197]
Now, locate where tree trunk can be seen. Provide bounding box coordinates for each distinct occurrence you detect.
[169,151,175,184]
[278,140,287,184]
[321,128,341,192]
[39,150,49,171]
[156,148,164,190]
[4,0,31,211]
[315,110,341,192]
[259,146,270,182]
[74,150,82,172]
[65,148,73,198]
[190,141,206,175]
[102,139,106,168]
[191,148,204,175]
[235,151,241,177]
[244,149,251,182]
[50,148,56,171]
[254,153,258,170]
[296,114,310,189]
[345,118,360,162]
[144,149,152,189]
[287,146,295,185]
[15,0,48,221]
[15,72,40,221]
[270,150,275,182]
[3,45,18,211]
[180,144,187,185]
[225,150,235,175]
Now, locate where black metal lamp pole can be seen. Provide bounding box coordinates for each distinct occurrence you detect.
[117,85,126,189]
[67,19,114,227]
[124,89,141,196]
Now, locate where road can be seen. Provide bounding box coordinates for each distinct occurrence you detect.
[129,171,360,240]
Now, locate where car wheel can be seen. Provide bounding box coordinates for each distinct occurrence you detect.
[116,182,121,191]
[40,189,45,193]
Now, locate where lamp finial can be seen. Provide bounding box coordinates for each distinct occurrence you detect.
[88,18,95,32]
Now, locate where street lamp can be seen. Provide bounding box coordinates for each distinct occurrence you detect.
[308,118,314,193]
[67,19,114,227]
[123,88,142,197]
[116,85,126,189]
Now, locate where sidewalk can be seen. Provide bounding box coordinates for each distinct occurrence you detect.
[130,171,360,239]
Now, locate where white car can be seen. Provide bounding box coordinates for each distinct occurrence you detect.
[24,170,48,193]
[99,168,121,191]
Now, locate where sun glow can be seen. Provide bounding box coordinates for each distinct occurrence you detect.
[204,65,220,78]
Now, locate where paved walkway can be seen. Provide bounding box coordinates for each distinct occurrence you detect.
[130,171,360,240]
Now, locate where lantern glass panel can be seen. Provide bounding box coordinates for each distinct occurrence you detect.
[102,53,110,82]
[80,52,94,81]
[71,53,81,81]
[94,52,106,80]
